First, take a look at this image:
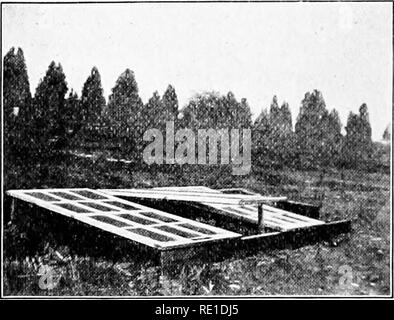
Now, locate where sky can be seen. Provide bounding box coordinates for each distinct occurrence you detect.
[2,2,392,140]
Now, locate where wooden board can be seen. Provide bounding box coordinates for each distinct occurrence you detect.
[6,188,241,250]
[103,187,324,231]
[102,188,287,206]
[160,220,352,266]
[208,203,324,231]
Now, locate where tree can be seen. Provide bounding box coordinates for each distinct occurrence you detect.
[252,96,295,168]
[269,99,295,167]
[3,47,32,158]
[31,61,68,154]
[63,90,82,143]
[181,91,219,129]
[269,95,280,123]
[106,69,142,125]
[295,90,330,169]
[181,91,252,129]
[162,84,179,122]
[280,101,293,132]
[177,91,251,173]
[343,103,373,168]
[322,109,342,167]
[239,98,253,129]
[252,108,270,167]
[382,125,391,142]
[144,91,163,130]
[105,69,144,159]
[81,67,106,126]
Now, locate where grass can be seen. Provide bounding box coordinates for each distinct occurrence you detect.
[2,154,391,296]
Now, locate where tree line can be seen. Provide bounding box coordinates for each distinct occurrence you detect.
[4,47,383,171]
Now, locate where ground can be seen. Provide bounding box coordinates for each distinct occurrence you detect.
[2,155,391,296]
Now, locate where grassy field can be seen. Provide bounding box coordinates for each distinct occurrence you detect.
[3,155,391,296]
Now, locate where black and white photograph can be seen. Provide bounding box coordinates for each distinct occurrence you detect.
[1,0,392,300]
